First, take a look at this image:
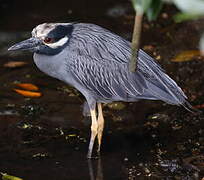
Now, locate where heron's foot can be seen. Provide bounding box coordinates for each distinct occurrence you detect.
[87,146,100,159]
[87,153,99,159]
[97,149,101,157]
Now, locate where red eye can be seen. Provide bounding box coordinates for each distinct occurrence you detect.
[44,37,53,43]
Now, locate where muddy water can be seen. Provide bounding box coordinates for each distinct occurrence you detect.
[0,0,204,180]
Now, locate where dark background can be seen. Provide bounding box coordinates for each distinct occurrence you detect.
[0,0,203,180]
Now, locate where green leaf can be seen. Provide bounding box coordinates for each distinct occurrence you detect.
[146,0,163,21]
[1,173,23,180]
[132,0,152,14]
[173,0,204,15]
[174,12,201,22]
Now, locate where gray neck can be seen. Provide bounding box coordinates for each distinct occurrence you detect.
[33,50,67,81]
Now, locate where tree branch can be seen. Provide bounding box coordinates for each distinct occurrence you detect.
[129,12,143,72]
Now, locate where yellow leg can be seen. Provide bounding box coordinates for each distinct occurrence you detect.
[97,103,104,155]
[87,108,98,158]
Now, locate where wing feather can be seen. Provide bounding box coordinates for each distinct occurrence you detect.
[65,23,188,106]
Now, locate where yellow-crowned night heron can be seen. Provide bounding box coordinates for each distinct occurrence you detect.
[8,23,193,158]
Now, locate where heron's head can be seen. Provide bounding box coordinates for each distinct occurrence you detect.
[8,23,73,55]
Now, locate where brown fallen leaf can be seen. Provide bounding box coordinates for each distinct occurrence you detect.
[171,50,201,62]
[15,83,39,91]
[3,61,27,68]
[193,104,204,109]
[143,45,154,51]
[13,89,42,98]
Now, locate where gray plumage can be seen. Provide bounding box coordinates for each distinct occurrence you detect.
[35,23,188,109]
[8,22,193,157]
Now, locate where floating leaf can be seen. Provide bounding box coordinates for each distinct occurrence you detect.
[193,104,204,109]
[15,83,39,91]
[3,61,27,68]
[67,134,77,137]
[1,173,23,180]
[171,50,201,62]
[13,89,42,98]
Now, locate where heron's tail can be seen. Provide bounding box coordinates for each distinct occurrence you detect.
[138,50,199,113]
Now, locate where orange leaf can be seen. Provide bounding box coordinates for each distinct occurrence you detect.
[193,104,204,109]
[13,89,42,98]
[171,50,201,62]
[15,83,39,91]
[3,61,27,68]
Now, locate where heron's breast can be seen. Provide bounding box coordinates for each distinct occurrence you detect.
[33,52,67,81]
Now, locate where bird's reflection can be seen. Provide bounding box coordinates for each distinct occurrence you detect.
[88,159,103,180]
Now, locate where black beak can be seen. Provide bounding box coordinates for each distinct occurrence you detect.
[8,37,41,51]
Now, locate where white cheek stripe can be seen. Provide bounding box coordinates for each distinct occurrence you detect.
[47,36,69,48]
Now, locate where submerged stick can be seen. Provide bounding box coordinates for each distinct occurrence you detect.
[129,12,143,72]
